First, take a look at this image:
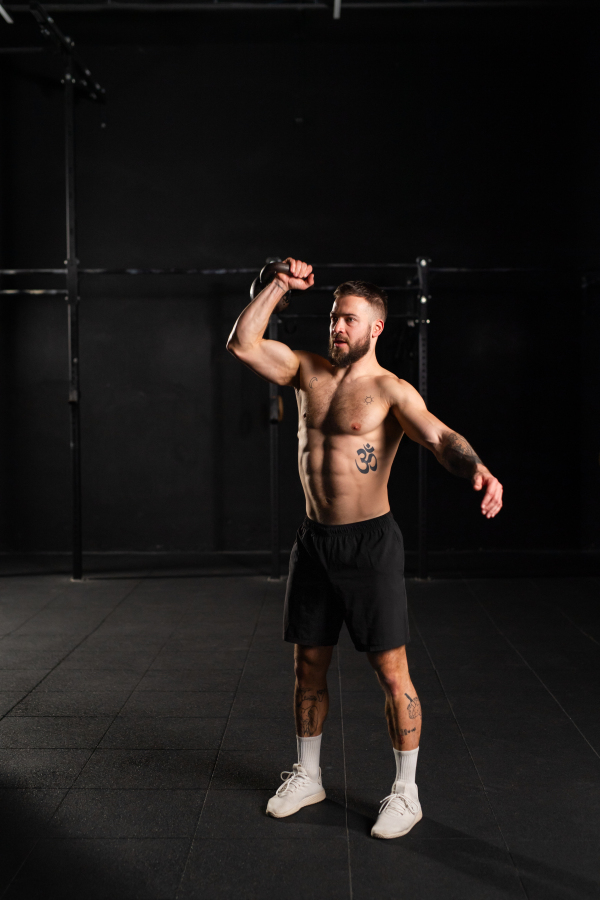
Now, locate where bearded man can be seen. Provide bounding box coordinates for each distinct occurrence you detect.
[226,258,503,838]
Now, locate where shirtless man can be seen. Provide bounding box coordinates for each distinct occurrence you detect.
[226,258,503,839]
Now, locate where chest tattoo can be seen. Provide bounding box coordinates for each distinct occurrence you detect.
[355,443,378,474]
[364,395,374,404]
[309,377,318,389]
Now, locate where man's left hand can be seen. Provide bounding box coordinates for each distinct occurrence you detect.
[473,467,503,518]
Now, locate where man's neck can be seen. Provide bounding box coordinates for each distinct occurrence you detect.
[332,350,380,381]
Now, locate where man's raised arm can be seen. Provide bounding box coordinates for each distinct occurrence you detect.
[226,258,314,386]
[387,379,503,519]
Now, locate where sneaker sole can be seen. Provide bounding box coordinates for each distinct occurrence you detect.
[266,789,326,819]
[371,808,423,839]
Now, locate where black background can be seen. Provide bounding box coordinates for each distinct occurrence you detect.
[0,3,599,561]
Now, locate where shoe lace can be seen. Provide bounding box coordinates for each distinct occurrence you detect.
[275,765,311,796]
[378,792,419,818]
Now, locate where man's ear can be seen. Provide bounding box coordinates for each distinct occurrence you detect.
[372,319,385,338]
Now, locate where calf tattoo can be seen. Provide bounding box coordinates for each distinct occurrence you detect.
[441,432,482,479]
[296,688,327,736]
[405,693,422,719]
[355,443,378,474]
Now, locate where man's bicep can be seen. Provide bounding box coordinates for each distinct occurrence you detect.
[231,339,301,387]
[390,384,448,449]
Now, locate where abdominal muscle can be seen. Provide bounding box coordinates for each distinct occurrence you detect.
[298,429,398,525]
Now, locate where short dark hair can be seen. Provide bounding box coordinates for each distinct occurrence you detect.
[333,280,388,323]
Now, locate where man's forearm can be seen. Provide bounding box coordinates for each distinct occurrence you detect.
[436,432,485,480]
[226,280,287,353]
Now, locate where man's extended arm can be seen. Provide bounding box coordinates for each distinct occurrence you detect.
[388,379,503,518]
[226,258,314,386]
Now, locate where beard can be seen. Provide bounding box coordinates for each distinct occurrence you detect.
[327,330,372,368]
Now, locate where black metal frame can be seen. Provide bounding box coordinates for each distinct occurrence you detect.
[416,257,430,579]
[1,255,431,581]
[1,4,105,579]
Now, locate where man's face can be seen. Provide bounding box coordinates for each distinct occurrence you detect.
[328,296,374,368]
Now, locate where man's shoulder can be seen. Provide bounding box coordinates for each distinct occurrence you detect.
[375,370,417,402]
[295,350,330,372]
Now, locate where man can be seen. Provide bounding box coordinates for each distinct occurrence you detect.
[226,258,503,839]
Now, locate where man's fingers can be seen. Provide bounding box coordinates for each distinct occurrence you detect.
[480,478,503,518]
[282,259,313,283]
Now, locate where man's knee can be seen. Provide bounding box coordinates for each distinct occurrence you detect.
[376,670,406,698]
[369,645,410,697]
[294,644,332,685]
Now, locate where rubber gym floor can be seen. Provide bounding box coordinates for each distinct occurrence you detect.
[0,572,598,899]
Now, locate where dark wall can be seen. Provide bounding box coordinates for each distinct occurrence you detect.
[1,6,598,554]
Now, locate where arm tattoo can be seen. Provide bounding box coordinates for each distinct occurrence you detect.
[405,693,422,719]
[296,688,327,737]
[440,432,482,479]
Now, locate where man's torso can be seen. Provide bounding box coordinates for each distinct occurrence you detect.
[294,352,405,524]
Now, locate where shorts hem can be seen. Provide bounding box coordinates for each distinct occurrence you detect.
[283,633,339,647]
[352,639,410,653]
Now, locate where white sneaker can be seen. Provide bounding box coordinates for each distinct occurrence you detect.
[371,781,423,839]
[266,764,326,818]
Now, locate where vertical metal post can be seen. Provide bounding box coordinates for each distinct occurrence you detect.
[416,257,430,579]
[268,314,281,581]
[65,57,83,581]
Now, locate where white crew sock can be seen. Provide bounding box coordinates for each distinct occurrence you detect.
[394,746,419,786]
[297,734,322,781]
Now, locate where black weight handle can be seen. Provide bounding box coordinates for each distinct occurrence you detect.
[261,261,291,283]
[249,261,292,303]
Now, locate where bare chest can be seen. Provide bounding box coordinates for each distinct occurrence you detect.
[298,381,385,436]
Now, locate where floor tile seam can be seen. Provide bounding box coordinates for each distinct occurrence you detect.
[408,598,530,900]
[34,688,237,693]
[336,645,354,900]
[0,583,199,900]
[0,746,96,900]
[464,581,600,762]
[5,715,231,720]
[33,786,208,792]
[0,591,69,643]
[68,598,216,788]
[0,580,144,726]
[0,746,227,750]
[174,579,270,900]
[523,577,600,648]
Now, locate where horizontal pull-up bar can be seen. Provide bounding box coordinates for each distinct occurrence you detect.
[0,288,68,295]
[4,1,586,12]
[0,262,568,276]
[0,286,417,296]
[0,263,419,276]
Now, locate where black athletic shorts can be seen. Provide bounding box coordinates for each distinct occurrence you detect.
[283,512,409,653]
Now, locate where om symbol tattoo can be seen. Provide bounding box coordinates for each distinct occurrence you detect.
[355,443,377,474]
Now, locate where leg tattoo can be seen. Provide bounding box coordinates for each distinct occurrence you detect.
[295,687,328,737]
[405,693,422,720]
